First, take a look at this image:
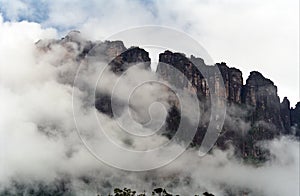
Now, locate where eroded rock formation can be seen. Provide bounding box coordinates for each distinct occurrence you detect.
[36,33,299,159]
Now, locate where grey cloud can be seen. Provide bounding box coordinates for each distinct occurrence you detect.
[0,17,299,196]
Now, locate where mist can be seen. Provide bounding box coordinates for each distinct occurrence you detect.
[0,17,299,196]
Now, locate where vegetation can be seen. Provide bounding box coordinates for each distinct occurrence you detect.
[101,188,215,196]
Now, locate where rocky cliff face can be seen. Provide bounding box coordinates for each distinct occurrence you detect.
[157,51,243,103]
[280,97,292,134]
[157,51,294,133]
[291,102,300,136]
[156,50,299,158]
[217,62,243,104]
[109,47,151,74]
[36,33,299,159]
[36,32,151,118]
[95,46,151,116]
[242,71,284,138]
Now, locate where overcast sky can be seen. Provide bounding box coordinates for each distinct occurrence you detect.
[0,0,299,105]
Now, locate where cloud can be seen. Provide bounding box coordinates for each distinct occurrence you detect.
[0,0,28,20]
[0,0,48,22]
[0,1,298,104]
[0,16,299,195]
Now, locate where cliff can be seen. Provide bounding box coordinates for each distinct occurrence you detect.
[156,50,299,158]
[291,102,300,136]
[36,33,299,159]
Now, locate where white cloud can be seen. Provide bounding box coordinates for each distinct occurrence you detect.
[0,0,28,20]
[1,0,298,104]
[26,0,298,104]
[0,2,299,195]
[155,0,299,105]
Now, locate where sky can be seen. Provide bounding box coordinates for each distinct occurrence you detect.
[0,0,299,105]
[0,1,299,195]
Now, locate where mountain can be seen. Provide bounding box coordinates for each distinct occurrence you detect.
[156,50,300,159]
[36,31,300,161]
[1,30,296,196]
[107,41,300,160]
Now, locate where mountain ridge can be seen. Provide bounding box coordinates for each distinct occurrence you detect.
[36,31,300,160]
